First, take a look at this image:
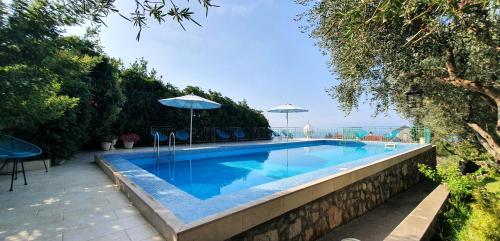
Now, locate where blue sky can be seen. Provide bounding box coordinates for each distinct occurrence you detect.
[67,0,408,128]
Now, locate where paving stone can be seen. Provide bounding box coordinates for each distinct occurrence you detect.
[0,151,160,241]
[88,230,131,241]
[125,224,159,241]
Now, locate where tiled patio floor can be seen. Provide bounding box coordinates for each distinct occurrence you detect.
[0,151,164,241]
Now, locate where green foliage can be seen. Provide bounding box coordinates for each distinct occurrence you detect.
[63,0,218,40]
[419,161,481,201]
[419,151,500,240]
[1,0,268,161]
[117,60,270,145]
[438,197,471,241]
[419,159,476,240]
[86,57,125,142]
[451,142,495,163]
[436,140,496,169]
[0,0,82,130]
[1,0,124,160]
[117,59,182,144]
[457,191,500,241]
[300,0,500,160]
[485,174,500,194]
[0,65,79,129]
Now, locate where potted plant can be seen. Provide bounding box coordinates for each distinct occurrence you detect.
[101,135,115,151]
[121,133,140,149]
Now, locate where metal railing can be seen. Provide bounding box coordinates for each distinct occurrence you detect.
[150,126,273,144]
[270,126,431,144]
[149,126,431,145]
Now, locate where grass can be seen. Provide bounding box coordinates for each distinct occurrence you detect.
[484,175,500,193]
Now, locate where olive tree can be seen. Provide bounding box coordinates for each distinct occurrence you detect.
[60,0,218,39]
[300,0,499,161]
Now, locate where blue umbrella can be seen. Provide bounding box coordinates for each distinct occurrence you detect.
[159,94,221,147]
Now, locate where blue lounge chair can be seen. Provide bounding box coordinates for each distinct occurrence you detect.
[355,129,368,140]
[175,130,189,142]
[281,130,294,139]
[384,129,400,141]
[216,129,231,141]
[0,134,42,191]
[234,129,247,141]
[150,130,168,142]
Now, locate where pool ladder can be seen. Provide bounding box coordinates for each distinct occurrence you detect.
[168,132,176,161]
[153,131,160,166]
[153,132,176,179]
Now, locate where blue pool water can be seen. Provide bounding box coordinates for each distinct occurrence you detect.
[102,140,423,223]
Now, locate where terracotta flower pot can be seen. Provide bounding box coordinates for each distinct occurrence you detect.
[123,141,134,149]
[101,142,112,151]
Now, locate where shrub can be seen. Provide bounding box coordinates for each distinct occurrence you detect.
[418,152,499,241]
[117,60,271,146]
[418,161,481,201]
[87,57,125,144]
[116,59,182,145]
[457,191,500,241]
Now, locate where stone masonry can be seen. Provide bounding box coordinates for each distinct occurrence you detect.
[227,147,436,241]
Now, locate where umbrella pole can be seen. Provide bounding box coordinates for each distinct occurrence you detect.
[286,112,288,129]
[286,112,289,141]
[190,108,193,148]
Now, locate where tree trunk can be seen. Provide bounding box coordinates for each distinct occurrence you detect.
[437,48,500,162]
[467,123,500,163]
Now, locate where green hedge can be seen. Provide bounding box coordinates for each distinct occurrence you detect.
[0,1,269,162]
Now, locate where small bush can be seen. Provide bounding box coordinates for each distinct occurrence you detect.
[418,156,488,241]
[418,162,482,201]
[457,191,500,241]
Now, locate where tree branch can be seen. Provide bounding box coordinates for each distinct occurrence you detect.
[445,48,457,79]
[440,48,500,138]
[439,48,499,102]
[467,122,500,162]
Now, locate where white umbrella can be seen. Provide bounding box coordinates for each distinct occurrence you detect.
[268,103,308,130]
[158,94,221,147]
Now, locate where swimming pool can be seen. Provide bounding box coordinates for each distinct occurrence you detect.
[97,140,434,241]
[101,140,419,221]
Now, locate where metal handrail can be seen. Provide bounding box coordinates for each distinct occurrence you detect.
[168,132,176,158]
[168,132,176,180]
[153,132,160,169]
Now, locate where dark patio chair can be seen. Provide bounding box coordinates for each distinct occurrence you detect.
[0,134,42,191]
[234,129,247,141]
[215,129,231,142]
[150,130,168,142]
[175,130,189,142]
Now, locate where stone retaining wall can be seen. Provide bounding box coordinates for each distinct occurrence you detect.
[227,147,436,241]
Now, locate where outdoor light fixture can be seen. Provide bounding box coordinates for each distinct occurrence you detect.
[405,84,424,109]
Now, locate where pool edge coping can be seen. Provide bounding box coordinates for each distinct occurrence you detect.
[95,155,183,239]
[96,141,433,241]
